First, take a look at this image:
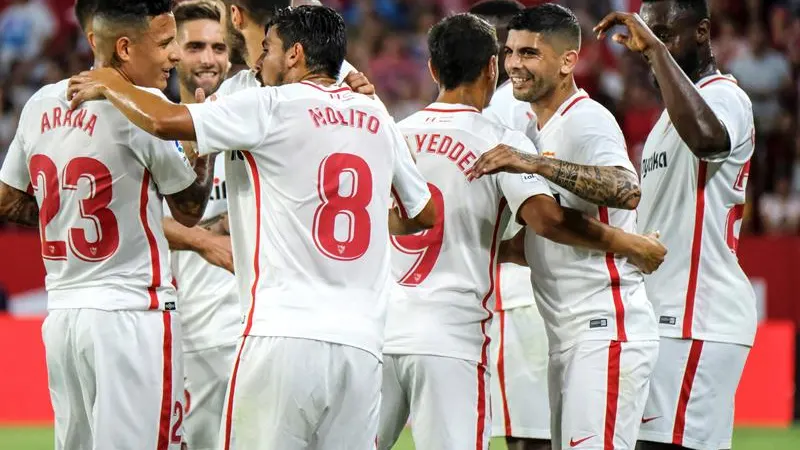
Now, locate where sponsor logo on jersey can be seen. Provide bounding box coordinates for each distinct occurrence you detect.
[174,141,191,167]
[589,318,608,329]
[521,173,539,183]
[659,315,677,325]
[641,150,668,179]
[209,177,227,201]
[165,301,176,311]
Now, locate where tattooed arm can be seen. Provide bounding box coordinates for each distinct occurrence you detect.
[472,144,641,210]
[0,181,39,227]
[165,154,216,228]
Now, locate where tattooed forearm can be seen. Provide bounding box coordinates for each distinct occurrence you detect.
[199,213,230,236]
[168,154,216,222]
[0,184,39,227]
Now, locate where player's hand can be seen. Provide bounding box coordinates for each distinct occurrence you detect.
[344,71,376,98]
[198,234,235,274]
[472,144,541,178]
[66,67,120,110]
[593,12,662,55]
[194,87,206,103]
[626,231,666,274]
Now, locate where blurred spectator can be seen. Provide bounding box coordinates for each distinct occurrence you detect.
[728,23,793,136]
[621,82,661,173]
[0,0,56,77]
[792,136,800,194]
[712,16,746,72]
[760,177,800,235]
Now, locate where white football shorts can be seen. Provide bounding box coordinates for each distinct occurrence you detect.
[489,305,551,439]
[220,336,380,450]
[43,309,184,450]
[378,354,492,450]
[638,338,749,450]
[549,339,658,450]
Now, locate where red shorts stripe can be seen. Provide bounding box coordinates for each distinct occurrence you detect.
[223,337,248,450]
[475,362,488,450]
[598,207,627,341]
[672,340,704,445]
[156,312,174,450]
[496,309,513,436]
[683,162,708,338]
[604,341,622,450]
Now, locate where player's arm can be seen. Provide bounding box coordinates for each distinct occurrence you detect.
[0,182,38,227]
[473,144,641,210]
[594,12,730,159]
[164,154,216,227]
[518,195,665,273]
[389,126,436,235]
[163,217,234,273]
[389,200,436,235]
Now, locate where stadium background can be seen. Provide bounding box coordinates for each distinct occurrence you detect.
[0,0,799,448]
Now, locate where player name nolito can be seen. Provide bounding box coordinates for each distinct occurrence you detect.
[308,107,381,134]
[40,107,98,136]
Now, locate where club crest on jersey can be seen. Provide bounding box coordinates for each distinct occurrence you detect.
[641,151,668,179]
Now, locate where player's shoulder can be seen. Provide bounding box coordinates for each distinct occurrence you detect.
[217,70,260,96]
[698,74,752,107]
[278,81,387,116]
[28,78,70,103]
[560,93,622,135]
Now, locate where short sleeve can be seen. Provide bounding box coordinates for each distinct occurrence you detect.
[495,130,553,219]
[390,124,431,219]
[0,127,30,192]
[570,109,636,173]
[186,86,277,156]
[131,128,196,196]
[698,82,753,163]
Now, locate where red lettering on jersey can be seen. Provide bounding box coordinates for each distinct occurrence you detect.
[355,110,367,128]
[84,114,97,137]
[734,160,750,192]
[457,151,477,172]
[415,134,427,152]
[309,108,326,127]
[437,135,453,155]
[52,107,62,128]
[41,112,51,133]
[448,142,465,162]
[366,116,379,134]
[426,134,441,153]
[63,108,73,127]
[325,107,339,124]
[73,109,86,129]
[335,110,350,126]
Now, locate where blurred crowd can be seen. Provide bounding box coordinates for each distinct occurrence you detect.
[0,0,799,235]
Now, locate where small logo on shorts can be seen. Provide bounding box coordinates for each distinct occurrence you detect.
[165,302,176,311]
[659,316,677,325]
[569,435,595,447]
[589,318,608,329]
[642,416,661,424]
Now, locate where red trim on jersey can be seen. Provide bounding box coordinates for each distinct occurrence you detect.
[25,183,33,195]
[684,162,708,338]
[140,171,161,309]
[699,76,737,89]
[496,309,513,436]
[560,95,589,116]
[223,337,248,450]
[242,152,262,336]
[672,340,704,445]
[422,106,480,114]
[598,207,627,341]
[603,341,622,450]
[299,80,352,94]
[391,186,409,219]
[156,312,174,450]
[475,199,507,449]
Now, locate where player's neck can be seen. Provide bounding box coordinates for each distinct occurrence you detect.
[179,84,197,104]
[436,86,486,111]
[690,52,718,83]
[531,78,579,130]
[297,72,336,87]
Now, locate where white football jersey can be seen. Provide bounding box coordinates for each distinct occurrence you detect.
[382,103,552,363]
[188,81,431,360]
[0,80,196,311]
[167,153,241,352]
[638,73,757,346]
[483,81,539,311]
[523,89,658,351]
[482,80,534,132]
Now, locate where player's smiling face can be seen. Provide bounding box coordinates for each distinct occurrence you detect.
[503,30,561,104]
[255,25,288,87]
[177,19,229,97]
[126,13,181,90]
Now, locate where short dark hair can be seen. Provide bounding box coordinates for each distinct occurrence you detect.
[642,0,710,21]
[469,0,524,19]
[93,0,174,29]
[74,0,97,31]
[508,3,581,51]
[267,5,346,80]
[428,13,497,90]
[225,0,290,27]
[174,0,221,27]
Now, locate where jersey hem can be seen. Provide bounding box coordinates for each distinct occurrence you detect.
[548,333,660,353]
[245,329,382,362]
[381,347,485,365]
[656,330,755,347]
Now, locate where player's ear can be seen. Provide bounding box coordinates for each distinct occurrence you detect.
[696,18,711,45]
[287,42,303,69]
[114,36,133,63]
[487,54,498,84]
[230,5,244,31]
[87,32,96,52]
[427,59,439,85]
[560,49,578,76]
